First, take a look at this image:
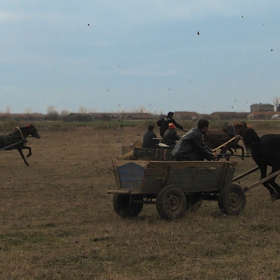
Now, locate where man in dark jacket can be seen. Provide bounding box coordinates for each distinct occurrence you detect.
[157,112,185,137]
[160,123,180,148]
[171,119,218,161]
[142,125,158,148]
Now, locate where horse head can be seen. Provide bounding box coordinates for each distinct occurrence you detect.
[26,124,41,139]
[234,121,249,137]
[243,128,260,149]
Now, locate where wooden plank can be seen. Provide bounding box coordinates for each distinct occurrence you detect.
[144,168,168,176]
[243,169,280,192]
[167,167,223,192]
[116,162,144,189]
[212,136,240,152]
[148,161,237,169]
[107,189,142,194]
[113,159,148,167]
[232,166,260,183]
[112,159,122,190]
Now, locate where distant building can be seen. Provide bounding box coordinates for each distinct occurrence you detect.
[247,111,276,119]
[174,111,201,121]
[210,111,248,120]
[250,103,274,112]
[272,114,280,120]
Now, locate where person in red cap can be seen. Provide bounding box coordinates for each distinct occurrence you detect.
[160,123,180,148]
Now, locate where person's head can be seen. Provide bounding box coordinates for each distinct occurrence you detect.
[168,123,176,130]
[148,125,154,131]
[197,119,209,133]
[167,112,174,118]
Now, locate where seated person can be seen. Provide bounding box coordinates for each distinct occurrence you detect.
[160,123,180,148]
[142,125,158,148]
[171,119,218,161]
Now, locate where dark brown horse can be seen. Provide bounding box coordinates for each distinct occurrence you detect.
[243,127,280,201]
[204,122,248,159]
[0,124,40,166]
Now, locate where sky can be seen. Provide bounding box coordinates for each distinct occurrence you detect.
[0,1,280,115]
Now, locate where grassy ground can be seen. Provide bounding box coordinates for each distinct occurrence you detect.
[0,121,280,279]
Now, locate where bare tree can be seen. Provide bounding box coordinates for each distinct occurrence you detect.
[137,106,146,114]
[78,106,87,114]
[60,109,69,116]
[46,106,59,120]
[47,106,57,114]
[24,108,32,115]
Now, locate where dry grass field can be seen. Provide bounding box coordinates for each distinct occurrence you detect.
[1,120,280,280]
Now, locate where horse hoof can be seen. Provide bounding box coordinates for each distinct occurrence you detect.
[271,194,278,202]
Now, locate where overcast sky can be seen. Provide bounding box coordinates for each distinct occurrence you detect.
[1,1,279,114]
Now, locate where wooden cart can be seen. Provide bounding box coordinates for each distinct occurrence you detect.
[108,160,247,219]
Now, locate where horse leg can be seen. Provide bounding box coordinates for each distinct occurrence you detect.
[21,146,32,158]
[236,144,244,160]
[233,141,244,160]
[266,167,280,200]
[259,164,278,201]
[217,146,228,161]
[17,149,29,166]
[240,146,244,160]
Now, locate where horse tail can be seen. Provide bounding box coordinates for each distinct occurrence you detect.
[243,128,260,150]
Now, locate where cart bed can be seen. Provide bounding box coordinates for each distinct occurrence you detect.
[109,160,237,195]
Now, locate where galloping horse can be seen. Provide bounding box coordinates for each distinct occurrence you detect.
[204,122,248,159]
[0,124,40,166]
[243,127,280,201]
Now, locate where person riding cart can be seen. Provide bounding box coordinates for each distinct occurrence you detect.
[142,125,159,148]
[171,119,218,161]
[157,112,186,137]
[160,123,180,148]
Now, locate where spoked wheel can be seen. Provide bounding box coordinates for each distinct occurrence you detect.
[185,194,203,211]
[156,186,187,220]
[218,184,246,215]
[113,194,143,218]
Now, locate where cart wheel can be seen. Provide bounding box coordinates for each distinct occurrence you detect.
[186,194,202,211]
[218,184,246,215]
[133,141,142,148]
[113,194,143,218]
[156,186,187,220]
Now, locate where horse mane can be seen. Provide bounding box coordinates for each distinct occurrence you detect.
[243,128,260,150]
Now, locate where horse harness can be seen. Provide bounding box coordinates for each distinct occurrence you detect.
[15,126,29,146]
[15,126,24,140]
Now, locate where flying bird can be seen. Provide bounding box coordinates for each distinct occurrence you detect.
[197,31,200,35]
